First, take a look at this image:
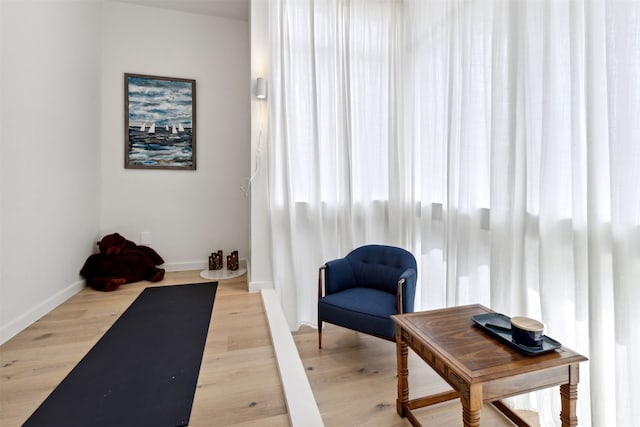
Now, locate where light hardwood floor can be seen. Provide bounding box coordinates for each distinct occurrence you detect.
[0,271,288,427]
[293,325,540,427]
[1,271,539,426]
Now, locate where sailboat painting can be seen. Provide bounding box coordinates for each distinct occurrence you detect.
[125,73,196,170]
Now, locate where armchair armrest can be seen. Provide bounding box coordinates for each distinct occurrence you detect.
[396,277,406,314]
[318,264,326,299]
[396,268,418,314]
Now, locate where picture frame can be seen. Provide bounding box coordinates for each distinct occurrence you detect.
[124,73,196,170]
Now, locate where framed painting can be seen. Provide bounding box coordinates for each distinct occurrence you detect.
[124,73,196,170]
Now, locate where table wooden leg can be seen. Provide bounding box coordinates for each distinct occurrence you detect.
[396,328,409,417]
[461,383,482,427]
[560,363,580,426]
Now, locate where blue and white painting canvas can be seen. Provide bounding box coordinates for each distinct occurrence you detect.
[125,73,196,169]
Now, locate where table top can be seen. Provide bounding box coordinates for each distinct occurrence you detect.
[392,304,588,384]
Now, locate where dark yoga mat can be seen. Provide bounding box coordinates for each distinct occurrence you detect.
[23,282,218,427]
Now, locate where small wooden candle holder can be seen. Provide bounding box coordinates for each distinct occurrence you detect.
[227,250,239,271]
[209,250,223,270]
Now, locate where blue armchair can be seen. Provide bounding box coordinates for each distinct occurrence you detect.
[317,245,418,348]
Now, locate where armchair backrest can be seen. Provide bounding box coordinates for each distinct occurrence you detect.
[346,244,417,295]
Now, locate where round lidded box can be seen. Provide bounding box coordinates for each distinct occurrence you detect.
[510,316,544,347]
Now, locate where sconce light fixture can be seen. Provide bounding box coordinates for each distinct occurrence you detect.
[256,77,267,100]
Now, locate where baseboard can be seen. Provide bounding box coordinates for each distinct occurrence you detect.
[0,279,85,345]
[249,280,274,293]
[261,289,324,426]
[245,258,274,293]
[163,261,208,272]
[164,258,248,273]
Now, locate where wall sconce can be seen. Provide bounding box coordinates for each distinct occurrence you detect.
[255,77,267,100]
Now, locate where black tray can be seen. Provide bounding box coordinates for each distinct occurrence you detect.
[471,313,562,356]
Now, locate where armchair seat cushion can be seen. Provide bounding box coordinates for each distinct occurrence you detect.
[319,288,397,340]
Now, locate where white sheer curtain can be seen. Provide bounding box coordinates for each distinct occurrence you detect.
[405,1,639,425]
[269,0,639,425]
[268,0,407,328]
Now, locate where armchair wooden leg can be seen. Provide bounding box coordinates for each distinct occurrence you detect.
[318,321,323,349]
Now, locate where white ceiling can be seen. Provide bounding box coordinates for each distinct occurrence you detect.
[115,0,249,22]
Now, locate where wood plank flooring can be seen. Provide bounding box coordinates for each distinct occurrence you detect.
[0,271,288,427]
[1,271,540,426]
[293,325,541,426]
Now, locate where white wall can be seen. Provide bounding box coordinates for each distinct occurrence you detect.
[0,0,102,343]
[100,2,250,271]
[249,0,274,291]
[0,0,251,343]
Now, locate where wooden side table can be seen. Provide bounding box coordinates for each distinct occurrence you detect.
[392,304,588,427]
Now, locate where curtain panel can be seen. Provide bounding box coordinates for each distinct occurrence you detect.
[269,0,639,425]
